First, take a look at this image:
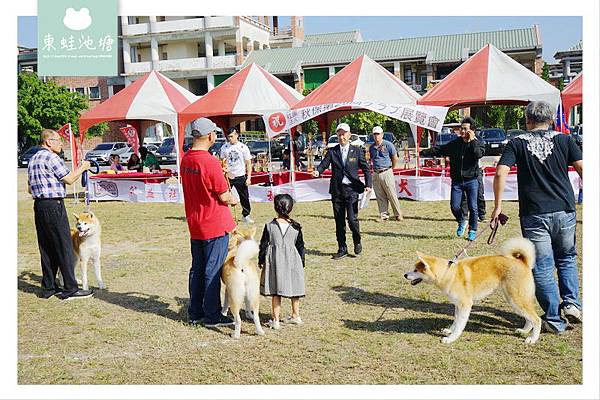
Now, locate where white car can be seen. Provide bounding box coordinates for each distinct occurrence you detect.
[84,142,130,165]
[119,144,159,164]
[326,134,365,148]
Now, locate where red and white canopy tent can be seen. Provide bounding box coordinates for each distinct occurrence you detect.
[264,55,448,138]
[178,62,304,159]
[561,72,583,123]
[79,70,198,171]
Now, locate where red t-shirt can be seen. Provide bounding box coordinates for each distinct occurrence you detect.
[180,149,235,240]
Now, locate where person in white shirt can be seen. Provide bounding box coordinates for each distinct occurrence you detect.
[220,128,254,223]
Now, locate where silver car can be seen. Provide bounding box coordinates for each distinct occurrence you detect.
[84,142,129,165]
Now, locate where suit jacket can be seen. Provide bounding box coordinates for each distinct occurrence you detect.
[317,144,372,197]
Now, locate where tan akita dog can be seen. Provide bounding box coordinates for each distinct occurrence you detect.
[404,237,541,344]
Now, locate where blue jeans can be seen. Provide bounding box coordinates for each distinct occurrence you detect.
[188,234,230,322]
[450,178,478,231]
[521,211,580,332]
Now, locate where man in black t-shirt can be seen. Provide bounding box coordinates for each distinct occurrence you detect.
[491,101,583,335]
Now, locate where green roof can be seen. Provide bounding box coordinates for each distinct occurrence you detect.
[244,26,540,74]
[303,30,361,46]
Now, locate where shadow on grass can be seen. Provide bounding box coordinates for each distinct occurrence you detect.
[363,231,454,240]
[305,248,333,257]
[332,285,522,332]
[165,216,186,222]
[18,271,188,321]
[404,215,456,223]
[303,214,335,220]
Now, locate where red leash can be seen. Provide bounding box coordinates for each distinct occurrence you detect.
[448,213,509,266]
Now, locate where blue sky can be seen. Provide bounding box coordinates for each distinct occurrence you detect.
[18,16,582,62]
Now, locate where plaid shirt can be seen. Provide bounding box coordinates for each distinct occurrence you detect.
[28,148,69,199]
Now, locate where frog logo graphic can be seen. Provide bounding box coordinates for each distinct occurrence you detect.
[63,8,92,31]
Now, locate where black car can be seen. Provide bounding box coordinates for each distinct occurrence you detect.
[434,133,458,147]
[156,137,193,164]
[479,128,508,156]
[570,124,583,150]
[18,146,42,168]
[208,139,226,157]
[247,140,284,160]
[506,129,527,141]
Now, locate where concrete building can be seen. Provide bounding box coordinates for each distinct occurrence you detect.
[118,16,273,95]
[243,25,544,95]
[549,40,582,85]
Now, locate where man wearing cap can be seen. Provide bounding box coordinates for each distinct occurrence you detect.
[368,126,403,221]
[181,118,238,328]
[220,127,254,223]
[313,123,372,259]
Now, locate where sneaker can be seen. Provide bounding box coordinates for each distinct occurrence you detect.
[41,288,62,299]
[188,319,203,327]
[456,221,467,237]
[58,289,93,300]
[242,216,255,224]
[563,304,582,323]
[203,315,235,328]
[467,230,477,241]
[379,213,390,221]
[478,216,487,223]
[283,316,304,325]
[266,319,281,329]
[542,320,566,335]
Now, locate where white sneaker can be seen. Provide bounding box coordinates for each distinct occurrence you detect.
[242,216,255,224]
[266,319,281,329]
[563,304,582,323]
[283,316,304,325]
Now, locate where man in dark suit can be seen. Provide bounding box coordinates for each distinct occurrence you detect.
[313,123,372,259]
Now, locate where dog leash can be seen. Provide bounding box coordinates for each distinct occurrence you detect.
[80,160,100,211]
[448,213,509,266]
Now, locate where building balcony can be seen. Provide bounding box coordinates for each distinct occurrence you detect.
[122,17,237,37]
[124,55,237,75]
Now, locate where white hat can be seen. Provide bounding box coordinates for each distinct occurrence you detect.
[190,118,222,136]
[335,123,350,132]
[372,126,383,134]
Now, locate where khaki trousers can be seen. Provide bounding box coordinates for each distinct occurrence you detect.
[373,168,402,217]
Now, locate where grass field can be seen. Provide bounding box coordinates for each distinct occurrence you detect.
[17,170,583,384]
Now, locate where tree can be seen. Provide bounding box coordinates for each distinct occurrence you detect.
[557,79,565,91]
[18,72,107,149]
[541,62,550,82]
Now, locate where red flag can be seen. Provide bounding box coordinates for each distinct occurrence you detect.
[57,123,71,142]
[120,125,139,154]
[68,124,79,167]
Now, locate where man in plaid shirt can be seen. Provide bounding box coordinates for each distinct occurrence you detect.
[28,129,92,300]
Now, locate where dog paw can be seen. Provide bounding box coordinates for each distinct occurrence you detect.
[524,336,538,345]
[230,332,241,339]
[441,328,453,336]
[256,328,265,336]
[441,336,457,344]
[515,328,527,335]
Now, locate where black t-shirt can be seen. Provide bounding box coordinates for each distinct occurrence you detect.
[498,130,582,216]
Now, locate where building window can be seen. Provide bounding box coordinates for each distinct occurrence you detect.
[403,67,412,84]
[160,52,168,60]
[157,16,166,22]
[89,86,101,100]
[74,87,86,95]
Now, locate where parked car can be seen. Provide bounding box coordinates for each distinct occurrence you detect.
[119,144,159,164]
[208,138,226,157]
[479,128,508,156]
[18,146,43,168]
[84,142,129,165]
[247,140,285,160]
[506,129,527,141]
[434,132,459,147]
[155,137,193,164]
[570,124,583,150]
[327,134,365,148]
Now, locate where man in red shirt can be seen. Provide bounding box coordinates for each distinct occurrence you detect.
[181,118,238,327]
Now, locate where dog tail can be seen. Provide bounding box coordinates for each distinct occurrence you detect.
[501,237,536,268]
[234,239,259,269]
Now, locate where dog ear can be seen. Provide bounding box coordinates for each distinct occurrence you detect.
[73,213,79,221]
[88,211,95,218]
[416,251,430,269]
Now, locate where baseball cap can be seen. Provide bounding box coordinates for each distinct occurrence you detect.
[335,123,350,132]
[190,118,222,137]
[372,126,383,134]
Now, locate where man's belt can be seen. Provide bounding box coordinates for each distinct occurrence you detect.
[375,167,391,173]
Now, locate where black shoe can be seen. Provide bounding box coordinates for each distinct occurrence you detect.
[354,243,362,255]
[203,315,235,327]
[58,289,93,300]
[478,216,486,222]
[41,288,62,299]
[188,319,203,327]
[332,249,348,260]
